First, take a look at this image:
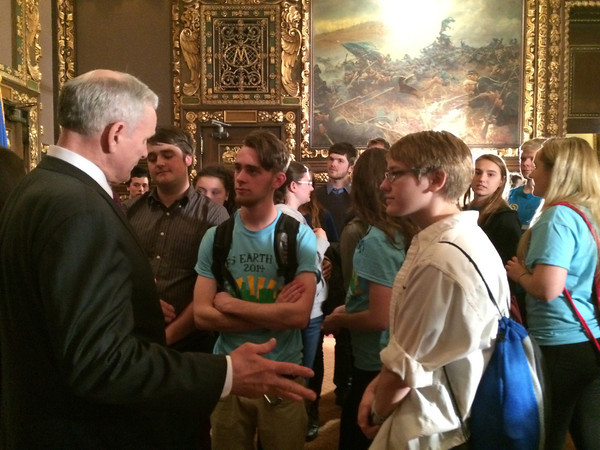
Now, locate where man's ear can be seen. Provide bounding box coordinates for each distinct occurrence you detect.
[272,171,287,190]
[184,153,193,167]
[103,121,126,154]
[427,168,448,193]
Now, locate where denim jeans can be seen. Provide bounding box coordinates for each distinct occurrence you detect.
[302,314,324,369]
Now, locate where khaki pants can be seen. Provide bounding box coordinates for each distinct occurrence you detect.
[210,384,307,450]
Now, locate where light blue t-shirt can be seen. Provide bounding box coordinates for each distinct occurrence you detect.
[345,226,406,371]
[195,210,318,364]
[525,205,600,345]
[508,185,543,230]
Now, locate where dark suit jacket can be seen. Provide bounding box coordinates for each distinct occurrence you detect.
[0,156,227,449]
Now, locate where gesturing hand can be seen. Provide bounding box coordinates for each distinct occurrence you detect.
[229,338,316,402]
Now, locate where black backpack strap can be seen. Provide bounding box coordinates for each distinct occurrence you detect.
[212,216,242,298]
[440,240,503,318]
[274,213,300,284]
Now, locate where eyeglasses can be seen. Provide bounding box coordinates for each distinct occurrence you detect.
[383,169,419,183]
[295,180,313,186]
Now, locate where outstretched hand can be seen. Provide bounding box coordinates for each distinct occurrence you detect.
[229,338,316,402]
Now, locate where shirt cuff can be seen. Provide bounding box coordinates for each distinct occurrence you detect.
[220,355,233,398]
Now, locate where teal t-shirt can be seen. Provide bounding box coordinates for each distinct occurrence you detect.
[195,210,318,363]
[525,205,600,345]
[508,185,543,229]
[345,226,406,371]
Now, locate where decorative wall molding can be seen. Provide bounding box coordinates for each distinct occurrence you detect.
[182,108,297,152]
[56,0,76,88]
[1,0,43,168]
[52,0,598,172]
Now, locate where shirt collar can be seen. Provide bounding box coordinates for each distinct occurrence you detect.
[147,184,193,208]
[47,145,113,197]
[326,182,351,194]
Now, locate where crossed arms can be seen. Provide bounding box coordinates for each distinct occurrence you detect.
[193,272,316,332]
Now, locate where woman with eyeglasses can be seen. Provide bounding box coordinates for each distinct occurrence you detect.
[506,137,600,449]
[322,147,417,450]
[275,161,329,373]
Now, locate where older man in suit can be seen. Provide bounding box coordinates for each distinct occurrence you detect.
[0,69,314,448]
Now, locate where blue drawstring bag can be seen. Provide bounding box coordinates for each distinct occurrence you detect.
[443,241,547,450]
[471,316,545,449]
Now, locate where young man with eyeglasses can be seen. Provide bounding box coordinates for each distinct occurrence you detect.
[358,130,509,449]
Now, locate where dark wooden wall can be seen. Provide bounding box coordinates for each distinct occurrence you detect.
[74,0,173,126]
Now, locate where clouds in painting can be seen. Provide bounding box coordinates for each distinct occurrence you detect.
[314,0,522,58]
[310,0,523,147]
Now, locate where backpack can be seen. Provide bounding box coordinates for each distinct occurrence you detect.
[211,213,300,298]
[442,241,547,450]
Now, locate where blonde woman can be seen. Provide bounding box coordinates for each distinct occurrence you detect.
[506,137,600,449]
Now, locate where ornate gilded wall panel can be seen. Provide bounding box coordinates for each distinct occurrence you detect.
[1,0,43,169]
[563,0,600,133]
[174,1,304,126]
[52,0,591,165]
[182,108,297,152]
[525,0,600,138]
[175,0,284,106]
[56,0,76,87]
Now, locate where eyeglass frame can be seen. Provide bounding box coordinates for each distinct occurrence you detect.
[383,168,421,183]
[294,180,313,186]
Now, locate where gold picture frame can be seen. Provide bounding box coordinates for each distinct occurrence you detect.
[54,0,589,160]
[0,0,42,170]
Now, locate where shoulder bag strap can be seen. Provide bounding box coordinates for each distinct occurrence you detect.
[440,241,503,317]
[440,240,502,443]
[550,202,600,354]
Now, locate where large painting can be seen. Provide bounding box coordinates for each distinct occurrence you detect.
[310,0,523,148]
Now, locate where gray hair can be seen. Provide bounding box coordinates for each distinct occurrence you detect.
[58,70,159,136]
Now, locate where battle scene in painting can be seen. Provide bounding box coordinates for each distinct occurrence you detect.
[311,0,522,148]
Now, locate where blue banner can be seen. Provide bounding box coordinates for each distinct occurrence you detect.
[0,95,8,148]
